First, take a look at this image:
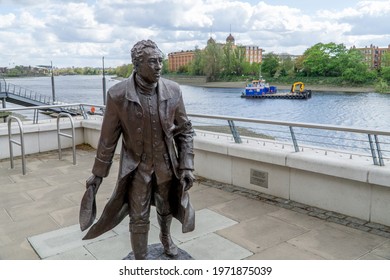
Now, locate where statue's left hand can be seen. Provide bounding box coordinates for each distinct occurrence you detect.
[180,170,195,191]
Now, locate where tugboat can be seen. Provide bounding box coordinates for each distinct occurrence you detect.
[241,78,277,97]
[241,80,312,100]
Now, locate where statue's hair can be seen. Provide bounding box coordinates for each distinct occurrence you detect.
[131,40,161,69]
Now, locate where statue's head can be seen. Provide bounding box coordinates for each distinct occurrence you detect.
[131,40,163,84]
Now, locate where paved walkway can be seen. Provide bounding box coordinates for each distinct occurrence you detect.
[1,147,390,260]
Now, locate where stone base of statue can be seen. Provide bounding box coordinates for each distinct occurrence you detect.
[123,243,194,260]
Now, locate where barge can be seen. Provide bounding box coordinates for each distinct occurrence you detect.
[241,80,312,99]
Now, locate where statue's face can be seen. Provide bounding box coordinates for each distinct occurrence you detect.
[137,47,163,84]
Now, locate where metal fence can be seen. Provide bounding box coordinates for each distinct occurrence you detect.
[1,104,389,166]
[188,113,390,166]
[0,81,54,104]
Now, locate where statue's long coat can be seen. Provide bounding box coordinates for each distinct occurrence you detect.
[82,73,195,240]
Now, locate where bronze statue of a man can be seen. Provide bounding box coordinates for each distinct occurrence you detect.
[80,40,195,260]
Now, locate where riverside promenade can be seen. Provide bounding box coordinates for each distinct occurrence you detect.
[1,147,390,260]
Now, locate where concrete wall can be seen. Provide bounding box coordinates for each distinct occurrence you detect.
[0,119,84,159]
[193,131,390,227]
[1,119,390,227]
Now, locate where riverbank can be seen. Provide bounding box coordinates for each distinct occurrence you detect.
[115,75,376,93]
[185,81,375,93]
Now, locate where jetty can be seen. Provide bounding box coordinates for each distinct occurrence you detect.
[0,77,82,118]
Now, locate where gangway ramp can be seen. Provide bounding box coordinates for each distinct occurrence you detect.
[0,78,81,116]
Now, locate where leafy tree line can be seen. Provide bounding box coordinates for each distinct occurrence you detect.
[165,41,390,92]
[2,66,117,77]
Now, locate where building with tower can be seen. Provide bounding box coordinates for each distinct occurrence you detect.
[167,32,264,72]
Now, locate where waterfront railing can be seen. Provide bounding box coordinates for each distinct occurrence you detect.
[1,104,389,167]
[188,113,390,167]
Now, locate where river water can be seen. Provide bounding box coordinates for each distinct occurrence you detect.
[5,75,390,129]
[4,75,390,155]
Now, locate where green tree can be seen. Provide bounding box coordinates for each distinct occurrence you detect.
[231,46,246,76]
[221,44,247,78]
[381,52,390,67]
[301,43,347,76]
[115,64,133,78]
[261,53,279,77]
[222,42,234,76]
[341,48,376,84]
[294,55,305,76]
[381,67,390,81]
[162,55,169,74]
[279,56,295,77]
[203,39,223,81]
[189,47,204,75]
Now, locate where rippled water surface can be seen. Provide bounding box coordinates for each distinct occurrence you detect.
[5,75,390,130]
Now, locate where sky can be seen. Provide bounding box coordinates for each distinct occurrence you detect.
[0,0,390,68]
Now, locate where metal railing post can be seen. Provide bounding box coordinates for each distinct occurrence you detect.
[57,113,76,165]
[368,134,379,166]
[374,135,385,166]
[289,126,300,152]
[79,104,88,119]
[33,109,39,124]
[228,120,242,143]
[7,116,26,175]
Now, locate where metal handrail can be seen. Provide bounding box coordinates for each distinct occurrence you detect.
[1,106,389,167]
[0,103,104,115]
[187,113,390,136]
[188,113,390,166]
[57,113,76,165]
[7,116,26,175]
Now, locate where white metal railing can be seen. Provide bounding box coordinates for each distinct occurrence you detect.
[188,113,390,166]
[7,116,26,175]
[1,105,389,167]
[57,113,76,165]
[0,103,104,123]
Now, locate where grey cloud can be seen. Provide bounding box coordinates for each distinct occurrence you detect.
[343,15,390,36]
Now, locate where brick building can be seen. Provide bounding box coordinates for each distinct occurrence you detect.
[167,50,195,72]
[245,45,263,64]
[167,33,263,72]
[352,44,390,69]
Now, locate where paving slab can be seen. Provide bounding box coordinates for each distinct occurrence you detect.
[180,232,253,260]
[0,179,51,194]
[188,187,241,211]
[217,215,308,253]
[85,233,133,260]
[0,214,59,246]
[288,222,388,259]
[0,191,33,208]
[6,197,75,222]
[2,149,390,261]
[0,209,12,225]
[27,224,118,259]
[246,242,325,260]
[267,208,326,230]
[0,239,40,260]
[28,208,242,260]
[26,182,84,201]
[46,246,96,260]
[160,208,238,243]
[49,205,82,227]
[363,239,390,260]
[210,196,281,222]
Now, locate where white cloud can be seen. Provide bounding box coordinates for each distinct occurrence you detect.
[0,13,16,28]
[1,0,390,67]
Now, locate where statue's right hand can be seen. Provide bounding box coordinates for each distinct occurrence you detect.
[86,175,103,194]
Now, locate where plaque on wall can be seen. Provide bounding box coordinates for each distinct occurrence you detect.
[250,169,268,188]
